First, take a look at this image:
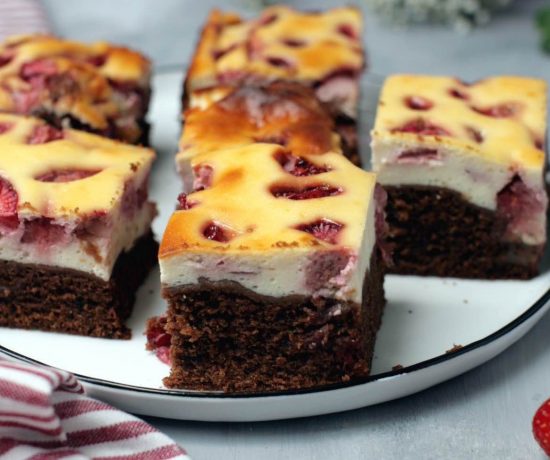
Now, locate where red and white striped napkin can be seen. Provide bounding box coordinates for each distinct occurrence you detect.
[0,3,189,456]
[0,0,50,41]
[0,359,190,459]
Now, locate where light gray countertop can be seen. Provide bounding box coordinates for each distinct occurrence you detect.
[43,0,550,458]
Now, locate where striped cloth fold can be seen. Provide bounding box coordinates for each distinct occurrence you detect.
[0,0,50,41]
[0,359,190,459]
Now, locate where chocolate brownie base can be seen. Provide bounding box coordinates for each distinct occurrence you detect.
[335,114,360,166]
[159,250,385,393]
[0,232,158,339]
[385,185,544,279]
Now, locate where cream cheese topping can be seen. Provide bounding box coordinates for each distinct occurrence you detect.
[160,144,376,302]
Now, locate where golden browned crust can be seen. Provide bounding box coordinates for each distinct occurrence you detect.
[372,75,547,170]
[0,113,155,220]
[180,82,342,161]
[183,10,242,97]
[161,144,375,259]
[184,6,364,94]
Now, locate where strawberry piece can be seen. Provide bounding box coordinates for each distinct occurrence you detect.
[392,119,451,137]
[203,222,233,243]
[21,218,66,245]
[20,59,59,81]
[212,44,239,61]
[19,59,59,97]
[27,125,64,144]
[465,126,484,143]
[153,334,171,348]
[266,56,293,69]
[396,148,440,164]
[86,54,107,67]
[74,211,110,239]
[156,347,171,365]
[120,180,148,217]
[305,249,352,291]
[36,169,100,183]
[0,177,18,217]
[0,215,19,230]
[18,59,79,114]
[533,398,550,456]
[497,175,546,241]
[404,96,433,111]
[314,67,358,87]
[218,70,255,86]
[271,184,343,200]
[449,88,469,100]
[282,38,306,47]
[0,175,19,231]
[472,102,520,118]
[337,23,359,40]
[11,88,42,113]
[146,316,171,348]
[0,123,13,135]
[145,316,172,365]
[193,164,213,191]
[295,218,343,244]
[274,151,330,176]
[497,176,545,215]
[176,193,198,210]
[0,53,13,67]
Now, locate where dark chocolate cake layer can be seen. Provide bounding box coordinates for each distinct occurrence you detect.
[0,232,158,339]
[335,114,359,166]
[160,250,385,393]
[385,185,544,279]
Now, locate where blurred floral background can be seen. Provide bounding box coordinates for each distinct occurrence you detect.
[40,0,550,77]
[536,5,550,52]
[364,0,515,30]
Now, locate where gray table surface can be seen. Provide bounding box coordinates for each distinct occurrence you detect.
[42,0,550,458]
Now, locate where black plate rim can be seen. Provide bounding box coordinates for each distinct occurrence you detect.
[1,284,548,399]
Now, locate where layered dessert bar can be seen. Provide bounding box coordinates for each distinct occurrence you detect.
[371,75,548,278]
[148,143,385,392]
[0,35,151,144]
[0,114,157,338]
[184,6,364,161]
[177,82,348,176]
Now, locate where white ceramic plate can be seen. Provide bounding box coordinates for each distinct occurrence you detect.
[1,72,549,422]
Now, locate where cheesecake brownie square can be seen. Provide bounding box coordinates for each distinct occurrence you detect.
[184,6,365,162]
[371,75,548,279]
[0,35,151,145]
[177,81,348,177]
[149,143,385,393]
[0,114,157,338]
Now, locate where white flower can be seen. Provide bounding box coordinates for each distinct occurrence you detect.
[365,0,515,31]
